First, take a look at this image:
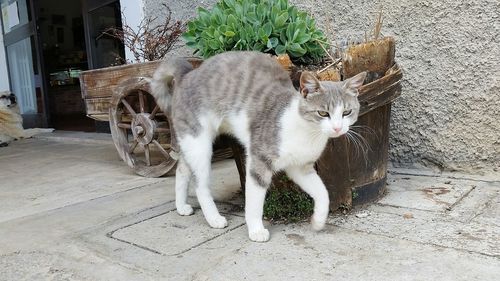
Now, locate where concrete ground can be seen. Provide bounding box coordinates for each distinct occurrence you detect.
[0,132,498,281]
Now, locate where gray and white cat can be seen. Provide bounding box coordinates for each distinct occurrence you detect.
[151,51,366,242]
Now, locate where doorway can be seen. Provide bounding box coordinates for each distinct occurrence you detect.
[37,0,124,132]
[36,0,92,131]
[1,0,124,132]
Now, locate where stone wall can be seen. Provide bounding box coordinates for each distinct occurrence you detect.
[143,0,500,171]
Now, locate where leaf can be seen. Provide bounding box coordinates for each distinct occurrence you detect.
[295,33,311,44]
[227,14,238,27]
[269,37,279,48]
[286,23,294,40]
[288,43,306,57]
[257,4,268,21]
[225,31,235,37]
[208,40,220,50]
[197,7,211,23]
[223,0,235,9]
[187,21,197,31]
[275,44,286,54]
[275,11,288,27]
[182,33,197,43]
[252,42,264,51]
[263,22,273,37]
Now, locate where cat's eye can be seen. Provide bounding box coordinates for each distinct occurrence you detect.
[317,111,330,118]
[343,109,352,117]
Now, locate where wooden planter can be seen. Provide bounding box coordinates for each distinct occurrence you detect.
[80,51,402,210]
[317,64,402,209]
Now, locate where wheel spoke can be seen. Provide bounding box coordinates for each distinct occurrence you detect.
[138,91,145,113]
[155,127,170,133]
[117,122,131,129]
[129,140,138,153]
[144,144,151,166]
[153,140,171,160]
[121,99,136,117]
[149,105,160,119]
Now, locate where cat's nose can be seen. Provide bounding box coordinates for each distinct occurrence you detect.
[333,127,342,133]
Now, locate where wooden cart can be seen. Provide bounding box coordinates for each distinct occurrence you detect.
[80,59,202,177]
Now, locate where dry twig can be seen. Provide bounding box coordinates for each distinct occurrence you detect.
[102,4,185,63]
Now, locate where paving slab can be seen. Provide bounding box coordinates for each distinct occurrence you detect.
[111,209,245,256]
[190,224,500,281]
[0,140,165,223]
[330,204,499,257]
[380,173,478,211]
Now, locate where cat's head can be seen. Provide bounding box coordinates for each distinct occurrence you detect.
[298,71,367,138]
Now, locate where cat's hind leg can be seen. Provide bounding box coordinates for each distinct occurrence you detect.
[285,164,330,231]
[180,132,227,229]
[175,156,194,216]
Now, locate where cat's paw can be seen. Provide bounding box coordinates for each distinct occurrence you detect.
[249,228,270,242]
[207,215,228,229]
[176,204,194,216]
[311,216,326,231]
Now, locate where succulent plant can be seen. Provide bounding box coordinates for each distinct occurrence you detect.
[182,0,328,64]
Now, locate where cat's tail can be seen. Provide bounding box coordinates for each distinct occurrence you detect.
[150,58,194,114]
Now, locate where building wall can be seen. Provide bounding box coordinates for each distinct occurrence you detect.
[120,0,144,63]
[143,0,500,171]
[0,20,9,91]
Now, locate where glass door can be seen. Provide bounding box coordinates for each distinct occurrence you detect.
[1,0,46,127]
[82,0,124,69]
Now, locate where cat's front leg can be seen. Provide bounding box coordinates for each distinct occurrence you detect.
[245,155,273,242]
[286,165,330,231]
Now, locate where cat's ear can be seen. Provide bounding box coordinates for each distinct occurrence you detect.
[300,71,320,98]
[343,71,367,97]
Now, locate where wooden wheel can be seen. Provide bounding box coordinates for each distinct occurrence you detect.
[109,77,177,177]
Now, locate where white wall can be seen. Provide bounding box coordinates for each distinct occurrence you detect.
[0,20,10,91]
[120,0,143,63]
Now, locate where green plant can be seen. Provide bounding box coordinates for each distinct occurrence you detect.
[263,173,314,223]
[183,0,328,64]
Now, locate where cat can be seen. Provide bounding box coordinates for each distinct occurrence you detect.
[151,51,366,242]
[0,91,54,146]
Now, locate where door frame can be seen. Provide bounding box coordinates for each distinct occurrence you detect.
[81,0,120,70]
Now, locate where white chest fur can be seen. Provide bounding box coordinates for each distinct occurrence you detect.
[273,99,329,170]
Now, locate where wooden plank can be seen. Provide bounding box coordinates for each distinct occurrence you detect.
[84,97,111,117]
[80,61,162,100]
[343,37,396,79]
[86,114,109,122]
[80,58,203,100]
[358,63,402,116]
[359,82,401,116]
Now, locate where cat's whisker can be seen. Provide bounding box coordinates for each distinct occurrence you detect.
[347,130,370,165]
[349,130,371,151]
[350,125,379,142]
[350,125,376,135]
[349,130,364,158]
